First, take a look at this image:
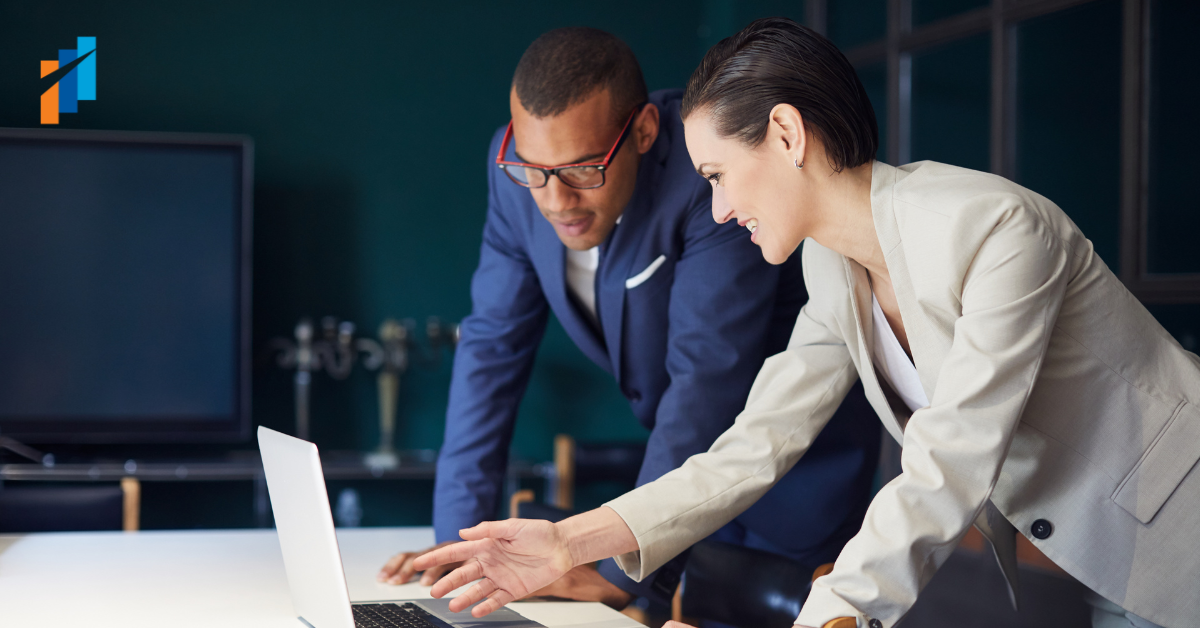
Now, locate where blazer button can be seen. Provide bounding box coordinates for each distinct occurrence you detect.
[627,390,642,402]
[1031,519,1053,540]
[869,619,883,628]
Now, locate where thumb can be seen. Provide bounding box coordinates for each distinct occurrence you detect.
[459,519,522,542]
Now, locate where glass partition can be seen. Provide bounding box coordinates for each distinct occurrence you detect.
[913,0,989,27]
[1016,0,1121,268]
[1146,0,1200,274]
[910,34,990,171]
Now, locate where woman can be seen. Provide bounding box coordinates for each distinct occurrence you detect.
[416,18,1200,628]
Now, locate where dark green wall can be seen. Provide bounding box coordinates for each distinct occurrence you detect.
[0,0,805,527]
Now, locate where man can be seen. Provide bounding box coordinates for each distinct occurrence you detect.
[377,27,880,609]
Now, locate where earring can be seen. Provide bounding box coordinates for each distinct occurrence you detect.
[795,159,805,170]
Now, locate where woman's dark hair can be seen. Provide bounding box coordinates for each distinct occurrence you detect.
[682,17,878,172]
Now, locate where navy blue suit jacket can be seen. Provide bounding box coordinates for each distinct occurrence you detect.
[434,90,879,601]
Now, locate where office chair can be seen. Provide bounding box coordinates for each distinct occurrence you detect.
[669,540,834,628]
[510,434,645,519]
[0,477,141,533]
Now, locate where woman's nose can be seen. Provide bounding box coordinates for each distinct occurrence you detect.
[710,183,733,224]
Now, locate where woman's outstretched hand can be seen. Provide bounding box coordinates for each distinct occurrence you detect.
[412,518,576,617]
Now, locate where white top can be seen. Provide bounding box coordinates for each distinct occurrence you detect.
[871,293,929,413]
[565,246,600,327]
[0,528,640,628]
[564,216,622,328]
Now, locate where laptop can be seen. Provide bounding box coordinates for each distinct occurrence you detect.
[258,426,547,628]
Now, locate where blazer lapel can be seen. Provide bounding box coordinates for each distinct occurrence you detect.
[867,163,1020,607]
[844,257,906,444]
[597,209,652,383]
[530,217,609,370]
[595,141,663,383]
[870,161,946,401]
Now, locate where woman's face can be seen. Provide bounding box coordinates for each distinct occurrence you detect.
[684,109,813,265]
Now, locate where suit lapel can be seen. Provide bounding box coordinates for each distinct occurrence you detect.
[596,200,654,383]
[530,216,609,369]
[595,140,663,383]
[844,257,906,443]
[868,163,1020,603]
[870,161,945,401]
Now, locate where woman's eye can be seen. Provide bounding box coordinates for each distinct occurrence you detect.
[707,173,722,184]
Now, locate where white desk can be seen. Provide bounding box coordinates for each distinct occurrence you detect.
[0,527,642,628]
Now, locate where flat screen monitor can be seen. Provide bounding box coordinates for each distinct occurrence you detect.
[0,128,252,443]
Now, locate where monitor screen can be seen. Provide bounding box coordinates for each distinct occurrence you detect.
[0,129,251,442]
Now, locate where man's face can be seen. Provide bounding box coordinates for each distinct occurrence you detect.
[509,87,659,251]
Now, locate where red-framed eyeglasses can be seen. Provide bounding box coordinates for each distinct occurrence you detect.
[495,103,647,190]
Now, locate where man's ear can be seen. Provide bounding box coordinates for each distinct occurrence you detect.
[634,103,660,154]
[768,103,807,165]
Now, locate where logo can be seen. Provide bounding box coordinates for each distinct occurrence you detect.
[40,37,97,125]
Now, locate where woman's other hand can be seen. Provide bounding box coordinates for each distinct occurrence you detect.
[413,518,575,617]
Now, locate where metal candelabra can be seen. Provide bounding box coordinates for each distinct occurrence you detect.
[271,316,458,460]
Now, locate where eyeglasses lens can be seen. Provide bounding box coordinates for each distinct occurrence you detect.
[503,165,546,188]
[556,167,604,189]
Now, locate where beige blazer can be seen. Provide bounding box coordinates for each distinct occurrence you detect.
[606,161,1200,628]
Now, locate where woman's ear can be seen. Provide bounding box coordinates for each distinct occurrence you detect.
[768,103,807,166]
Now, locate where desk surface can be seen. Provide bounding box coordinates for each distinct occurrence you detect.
[0,527,641,628]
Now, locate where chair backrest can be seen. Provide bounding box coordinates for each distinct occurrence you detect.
[574,441,646,484]
[0,485,125,533]
[511,499,571,523]
[552,434,646,510]
[680,540,812,628]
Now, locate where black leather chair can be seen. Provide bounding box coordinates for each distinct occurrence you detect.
[678,540,818,628]
[0,479,140,533]
[511,434,645,519]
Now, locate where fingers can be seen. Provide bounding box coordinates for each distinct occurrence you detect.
[414,541,482,571]
[458,519,522,542]
[429,561,484,599]
[417,562,453,587]
[377,552,408,581]
[471,588,517,618]
[377,552,418,584]
[448,578,498,613]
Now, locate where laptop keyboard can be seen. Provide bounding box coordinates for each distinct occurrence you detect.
[353,602,446,628]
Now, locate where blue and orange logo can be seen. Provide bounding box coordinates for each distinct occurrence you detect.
[40,37,97,125]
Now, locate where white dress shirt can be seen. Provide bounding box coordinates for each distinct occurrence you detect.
[566,246,600,328]
[564,216,620,329]
[871,293,928,413]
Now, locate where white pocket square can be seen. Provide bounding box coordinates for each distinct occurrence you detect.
[625,254,667,289]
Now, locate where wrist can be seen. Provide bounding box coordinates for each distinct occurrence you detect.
[556,504,643,566]
[554,519,585,570]
[557,506,636,567]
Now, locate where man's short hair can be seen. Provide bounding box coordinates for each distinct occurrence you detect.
[513,27,648,126]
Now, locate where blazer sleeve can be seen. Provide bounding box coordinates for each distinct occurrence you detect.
[596,182,791,601]
[797,205,1075,628]
[432,154,550,544]
[604,245,860,581]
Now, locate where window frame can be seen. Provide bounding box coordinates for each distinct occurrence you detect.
[807,0,1196,302]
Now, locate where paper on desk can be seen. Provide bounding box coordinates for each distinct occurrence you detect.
[509,600,641,628]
